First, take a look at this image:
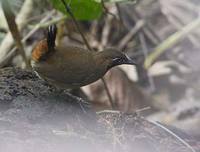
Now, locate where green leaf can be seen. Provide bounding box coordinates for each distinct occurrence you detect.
[49,0,103,20]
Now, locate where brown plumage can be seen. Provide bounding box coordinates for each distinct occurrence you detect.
[31,25,136,89]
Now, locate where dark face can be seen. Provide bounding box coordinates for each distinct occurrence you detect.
[104,49,137,70]
[111,54,136,66]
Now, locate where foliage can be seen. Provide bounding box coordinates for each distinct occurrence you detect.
[49,0,103,20]
[49,0,137,20]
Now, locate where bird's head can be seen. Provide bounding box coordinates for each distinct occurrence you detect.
[99,48,137,70]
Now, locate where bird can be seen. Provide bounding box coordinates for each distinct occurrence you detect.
[31,25,136,89]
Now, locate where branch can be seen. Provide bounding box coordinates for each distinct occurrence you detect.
[0,11,54,68]
[0,0,33,67]
[144,17,200,69]
[118,20,144,50]
[60,0,92,51]
[2,0,30,68]
[151,121,196,152]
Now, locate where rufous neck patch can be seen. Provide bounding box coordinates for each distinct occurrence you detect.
[32,39,49,62]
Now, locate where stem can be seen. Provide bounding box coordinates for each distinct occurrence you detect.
[102,78,116,109]
[115,3,125,27]
[60,0,92,51]
[0,11,54,68]
[1,0,30,68]
[144,17,200,69]
[0,0,34,67]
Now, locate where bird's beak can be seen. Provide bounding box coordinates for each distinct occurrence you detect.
[125,54,137,65]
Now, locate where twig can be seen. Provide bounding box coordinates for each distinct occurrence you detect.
[98,6,116,109]
[144,17,200,69]
[0,0,33,67]
[99,5,116,108]
[118,20,144,50]
[96,110,120,115]
[60,0,92,51]
[30,15,67,29]
[1,0,30,68]
[0,11,54,68]
[65,33,84,45]
[151,121,196,152]
[65,92,90,114]
[115,3,125,27]
[165,2,196,25]
[25,13,47,23]
[89,21,99,48]
[139,33,155,92]
[99,8,114,50]
[135,106,151,115]
[171,0,199,12]
[101,78,116,109]
[130,9,160,45]
[161,5,200,47]
[101,0,118,21]
[60,0,115,109]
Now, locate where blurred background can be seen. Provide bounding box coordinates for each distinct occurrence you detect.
[0,0,200,143]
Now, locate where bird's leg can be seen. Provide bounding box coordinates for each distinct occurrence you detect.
[51,87,91,113]
[69,88,87,99]
[64,90,91,113]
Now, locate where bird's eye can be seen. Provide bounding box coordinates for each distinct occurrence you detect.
[112,58,120,62]
[113,57,125,63]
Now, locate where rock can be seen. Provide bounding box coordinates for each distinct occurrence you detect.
[0,67,99,152]
[0,67,196,152]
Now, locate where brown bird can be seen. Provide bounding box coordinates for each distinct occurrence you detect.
[31,25,136,89]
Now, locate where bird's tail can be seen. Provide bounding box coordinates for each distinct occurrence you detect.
[47,24,57,49]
